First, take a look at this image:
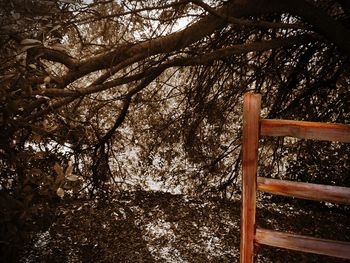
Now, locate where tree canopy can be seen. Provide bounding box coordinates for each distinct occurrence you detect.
[1,0,349,260]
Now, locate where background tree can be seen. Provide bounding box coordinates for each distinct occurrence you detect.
[1,0,349,259]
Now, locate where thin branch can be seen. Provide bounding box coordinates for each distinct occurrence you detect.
[169,34,317,66]
[95,96,132,148]
[21,97,77,123]
[72,0,192,25]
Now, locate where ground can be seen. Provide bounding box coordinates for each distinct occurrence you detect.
[17,191,350,263]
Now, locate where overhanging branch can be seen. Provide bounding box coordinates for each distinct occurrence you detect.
[35,33,316,100]
[23,33,315,124]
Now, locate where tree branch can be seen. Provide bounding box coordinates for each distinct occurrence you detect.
[30,47,78,69]
[36,34,315,100]
[21,97,77,123]
[169,34,317,66]
[191,0,306,30]
[289,0,350,56]
[60,0,290,86]
[61,9,226,86]
[96,66,166,147]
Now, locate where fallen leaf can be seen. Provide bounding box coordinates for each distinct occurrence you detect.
[57,187,64,198]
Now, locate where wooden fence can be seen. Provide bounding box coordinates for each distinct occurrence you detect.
[240,93,350,263]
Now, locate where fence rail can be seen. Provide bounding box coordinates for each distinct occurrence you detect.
[257,177,350,205]
[255,228,350,260]
[240,92,350,263]
[261,119,350,142]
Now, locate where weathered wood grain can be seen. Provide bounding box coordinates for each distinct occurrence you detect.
[257,177,350,205]
[261,119,350,142]
[240,93,261,263]
[240,92,350,262]
[255,228,350,260]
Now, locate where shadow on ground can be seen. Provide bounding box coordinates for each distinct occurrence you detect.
[14,191,350,262]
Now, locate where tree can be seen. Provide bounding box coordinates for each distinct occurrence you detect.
[1,0,349,259]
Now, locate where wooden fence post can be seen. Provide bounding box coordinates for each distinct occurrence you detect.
[239,92,350,261]
[240,93,261,263]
